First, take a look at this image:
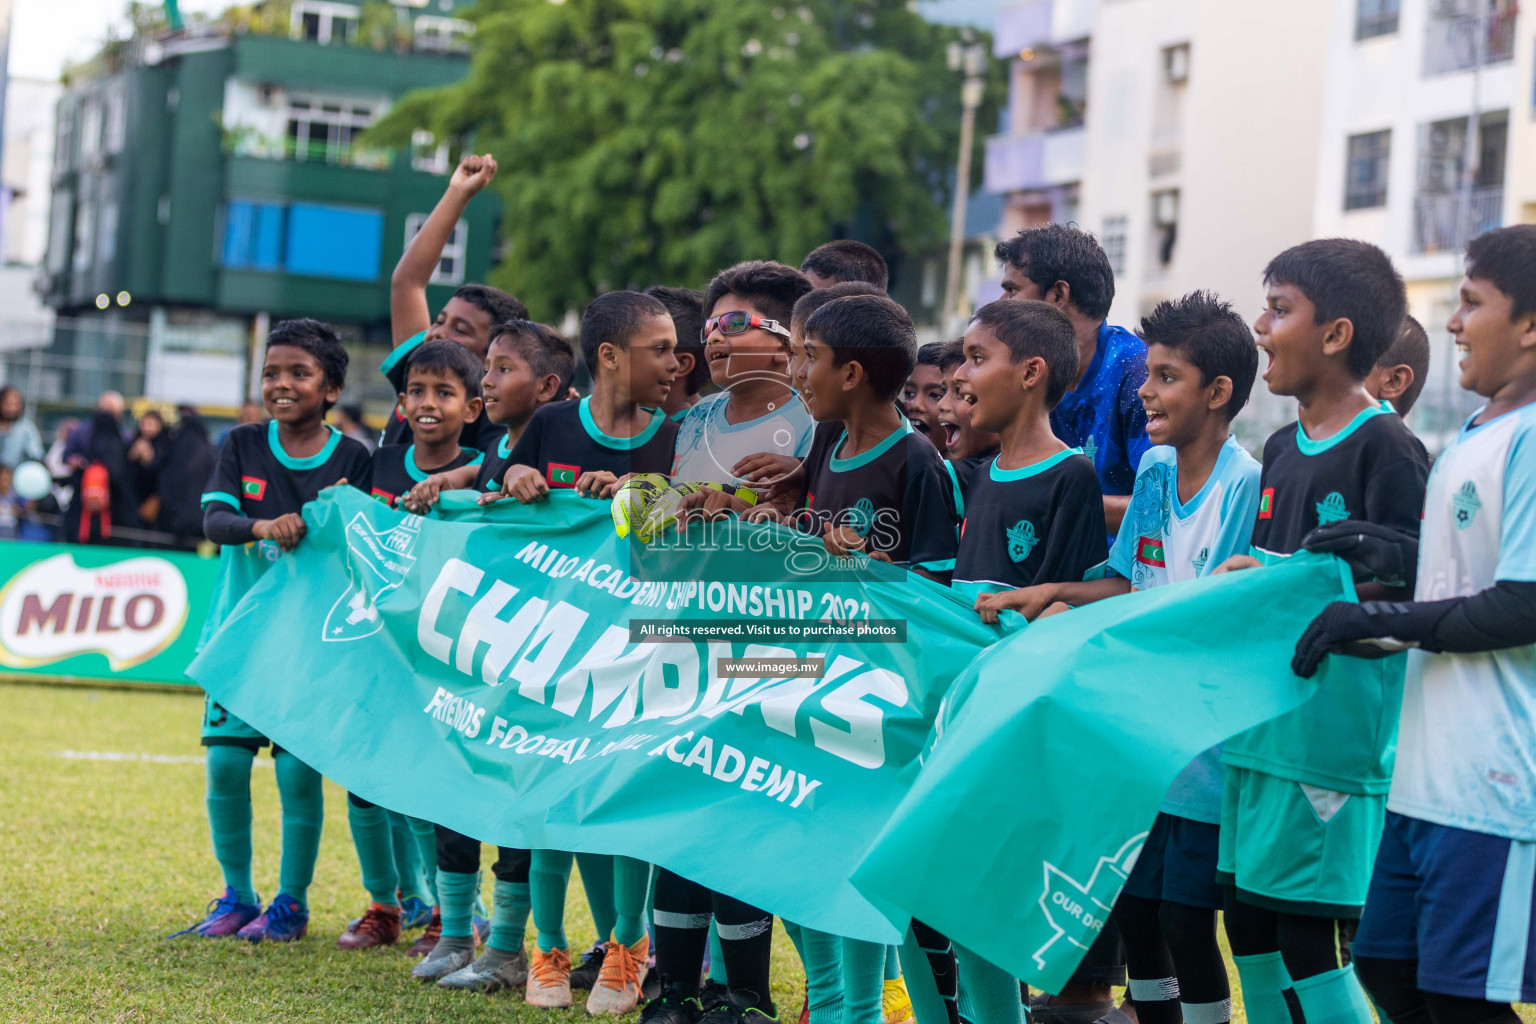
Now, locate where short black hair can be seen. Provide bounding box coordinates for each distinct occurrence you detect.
[1138,290,1259,421]
[490,319,578,396]
[916,342,947,369]
[994,224,1116,321]
[1376,315,1431,417]
[791,282,885,331]
[1263,238,1407,378]
[800,240,890,292]
[579,290,671,375]
[407,338,485,400]
[1466,224,1536,320]
[266,318,348,403]
[452,284,529,325]
[969,299,1077,409]
[646,285,708,395]
[936,339,965,373]
[803,294,916,402]
[702,260,813,328]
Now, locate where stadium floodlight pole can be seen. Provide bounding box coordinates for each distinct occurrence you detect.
[944,37,988,337]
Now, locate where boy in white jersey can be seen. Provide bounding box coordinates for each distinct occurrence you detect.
[646,261,815,1024]
[1293,225,1536,1024]
[1004,292,1260,1024]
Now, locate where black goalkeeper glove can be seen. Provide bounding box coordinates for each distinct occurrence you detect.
[1301,521,1418,590]
[1292,600,1452,678]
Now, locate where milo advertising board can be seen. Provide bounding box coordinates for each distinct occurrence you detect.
[0,542,215,686]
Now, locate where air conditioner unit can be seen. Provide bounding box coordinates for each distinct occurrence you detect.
[1165,45,1190,84]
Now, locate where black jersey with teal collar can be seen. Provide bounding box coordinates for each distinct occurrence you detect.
[800,419,958,572]
[505,397,679,485]
[379,330,503,451]
[952,448,1107,602]
[475,433,516,492]
[369,443,483,506]
[1250,403,1429,563]
[202,420,373,519]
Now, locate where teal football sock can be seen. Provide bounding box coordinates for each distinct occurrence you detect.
[801,926,845,1024]
[954,944,1023,1024]
[1233,952,1298,1024]
[612,856,651,948]
[531,849,574,952]
[346,798,399,905]
[204,745,257,905]
[407,817,439,905]
[437,869,479,939]
[899,926,950,1024]
[842,938,888,1024]
[1292,965,1374,1024]
[709,923,730,985]
[490,879,532,954]
[387,811,430,904]
[272,751,323,907]
[575,852,617,944]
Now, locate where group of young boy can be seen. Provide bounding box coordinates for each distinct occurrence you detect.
[180,153,1536,1024]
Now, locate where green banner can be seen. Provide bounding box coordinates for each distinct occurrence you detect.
[850,554,1348,992]
[189,487,1350,971]
[0,540,217,686]
[190,486,1003,941]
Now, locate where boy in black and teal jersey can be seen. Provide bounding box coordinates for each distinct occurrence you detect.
[954,300,1107,622]
[646,285,709,423]
[382,152,528,450]
[495,290,679,1015]
[337,338,497,963]
[1213,239,1430,1024]
[934,339,1000,515]
[1292,226,1536,1024]
[403,320,575,513]
[174,319,372,944]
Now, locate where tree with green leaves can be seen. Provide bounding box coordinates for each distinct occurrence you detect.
[369,0,998,318]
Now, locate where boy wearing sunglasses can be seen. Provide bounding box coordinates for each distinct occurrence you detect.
[643,260,814,1024]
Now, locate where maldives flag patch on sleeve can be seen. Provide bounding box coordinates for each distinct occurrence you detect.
[1135,536,1166,567]
[548,463,579,487]
[241,476,267,501]
[1258,487,1274,520]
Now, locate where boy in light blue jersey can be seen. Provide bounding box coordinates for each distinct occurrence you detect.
[1293,226,1536,1024]
[1011,292,1261,1024]
[649,260,814,1024]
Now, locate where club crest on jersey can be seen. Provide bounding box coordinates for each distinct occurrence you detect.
[1007,519,1038,563]
[1315,491,1349,525]
[1082,436,1098,463]
[323,512,421,643]
[1452,481,1482,529]
[240,476,267,501]
[847,498,876,538]
[548,463,579,488]
[1192,546,1210,575]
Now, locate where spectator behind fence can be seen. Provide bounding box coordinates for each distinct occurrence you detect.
[335,402,376,452]
[0,386,43,469]
[63,394,139,544]
[129,409,170,529]
[156,406,217,550]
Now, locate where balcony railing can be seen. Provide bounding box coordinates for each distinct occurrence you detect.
[1412,186,1503,253]
[222,127,391,170]
[984,126,1086,194]
[1422,4,1517,75]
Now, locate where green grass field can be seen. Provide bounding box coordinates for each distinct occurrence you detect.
[3,680,1529,1024]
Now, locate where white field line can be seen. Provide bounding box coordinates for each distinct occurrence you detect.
[56,750,273,767]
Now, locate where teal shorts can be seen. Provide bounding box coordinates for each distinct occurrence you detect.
[1216,765,1384,918]
[200,693,268,748]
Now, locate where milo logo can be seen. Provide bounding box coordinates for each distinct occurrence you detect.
[0,553,189,670]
